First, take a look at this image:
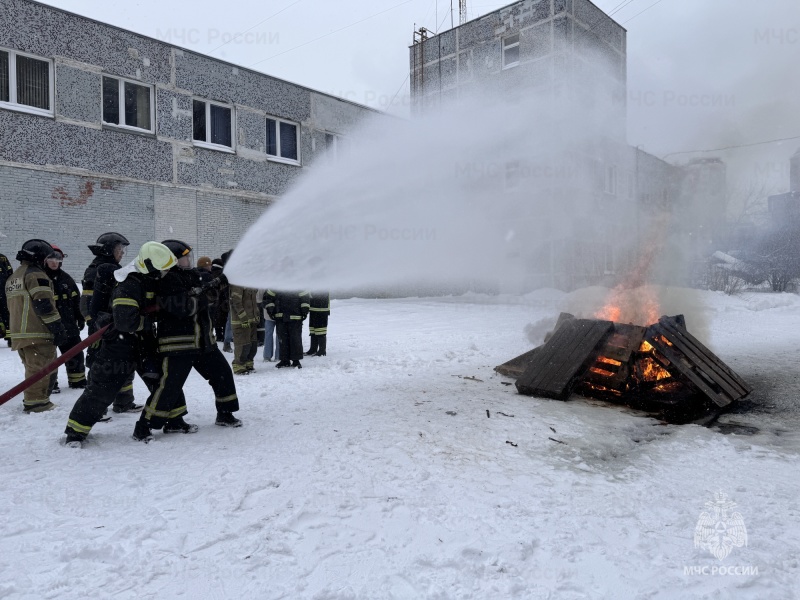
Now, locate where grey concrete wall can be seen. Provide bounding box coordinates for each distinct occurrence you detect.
[0,163,271,274]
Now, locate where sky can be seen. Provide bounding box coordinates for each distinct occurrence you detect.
[39,0,800,194]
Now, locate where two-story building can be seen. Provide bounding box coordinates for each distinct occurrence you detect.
[0,0,380,271]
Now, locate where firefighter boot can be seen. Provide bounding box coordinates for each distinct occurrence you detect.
[305,335,318,356]
[315,335,327,357]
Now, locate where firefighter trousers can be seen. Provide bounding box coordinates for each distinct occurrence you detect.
[232,323,258,372]
[277,320,303,362]
[17,343,56,411]
[58,335,86,387]
[65,356,158,438]
[142,349,239,429]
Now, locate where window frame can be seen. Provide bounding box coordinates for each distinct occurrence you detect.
[192,97,236,153]
[266,115,300,165]
[502,34,520,70]
[101,74,155,134]
[0,47,54,117]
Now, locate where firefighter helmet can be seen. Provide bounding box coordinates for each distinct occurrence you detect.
[16,239,56,265]
[88,232,130,257]
[134,242,178,276]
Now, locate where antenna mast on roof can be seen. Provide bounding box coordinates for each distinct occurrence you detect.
[459,0,467,24]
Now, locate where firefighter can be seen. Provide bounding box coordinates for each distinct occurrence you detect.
[305,291,330,357]
[132,239,241,441]
[5,239,68,412]
[265,289,309,368]
[0,252,13,344]
[43,244,86,390]
[65,242,177,447]
[229,281,260,375]
[82,232,141,413]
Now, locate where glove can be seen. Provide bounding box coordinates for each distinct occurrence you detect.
[95,312,113,330]
[77,317,86,332]
[53,327,69,348]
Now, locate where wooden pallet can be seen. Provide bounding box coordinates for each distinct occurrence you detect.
[645,316,751,407]
[516,318,614,400]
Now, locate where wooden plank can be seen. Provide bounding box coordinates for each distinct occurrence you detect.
[647,336,732,407]
[538,320,614,394]
[658,318,751,395]
[656,319,751,398]
[516,319,613,399]
[494,347,540,378]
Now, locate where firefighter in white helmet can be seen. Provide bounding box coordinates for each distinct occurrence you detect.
[64,242,178,447]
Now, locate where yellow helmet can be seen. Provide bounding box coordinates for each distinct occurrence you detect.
[135,241,178,275]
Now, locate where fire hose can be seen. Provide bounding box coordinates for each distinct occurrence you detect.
[0,323,110,408]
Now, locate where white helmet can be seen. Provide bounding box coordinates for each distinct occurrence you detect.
[135,241,178,275]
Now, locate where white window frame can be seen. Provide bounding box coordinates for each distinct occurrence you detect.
[324,131,350,162]
[502,34,520,70]
[101,74,155,133]
[0,47,54,117]
[266,116,300,165]
[192,98,235,153]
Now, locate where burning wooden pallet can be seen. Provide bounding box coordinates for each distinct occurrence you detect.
[497,313,751,422]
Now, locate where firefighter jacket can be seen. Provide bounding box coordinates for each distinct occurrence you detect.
[155,268,217,355]
[80,255,119,324]
[309,292,331,314]
[105,271,158,362]
[0,253,13,335]
[45,267,83,338]
[5,261,67,350]
[265,290,310,322]
[229,284,259,327]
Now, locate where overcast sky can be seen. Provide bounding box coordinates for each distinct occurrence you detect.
[40,0,800,192]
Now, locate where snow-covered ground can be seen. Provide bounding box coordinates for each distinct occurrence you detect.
[1,289,798,599]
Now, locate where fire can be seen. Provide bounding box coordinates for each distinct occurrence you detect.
[595,285,661,326]
[638,357,672,382]
[589,356,623,377]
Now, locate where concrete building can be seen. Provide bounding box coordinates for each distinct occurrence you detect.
[407,0,730,290]
[0,0,379,272]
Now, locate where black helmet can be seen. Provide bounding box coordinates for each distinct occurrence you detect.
[161,239,193,269]
[161,239,192,258]
[88,232,130,257]
[17,239,55,265]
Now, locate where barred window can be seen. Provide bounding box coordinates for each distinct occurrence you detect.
[102,75,153,132]
[0,48,53,115]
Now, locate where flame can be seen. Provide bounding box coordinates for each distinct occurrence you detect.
[595,285,661,326]
[638,357,671,382]
[640,340,654,352]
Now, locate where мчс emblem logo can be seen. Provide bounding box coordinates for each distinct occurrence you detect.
[694,492,748,561]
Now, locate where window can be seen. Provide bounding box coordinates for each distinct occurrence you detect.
[502,34,520,69]
[324,132,349,161]
[266,117,299,163]
[102,75,153,132]
[605,165,617,195]
[0,48,53,116]
[193,99,233,149]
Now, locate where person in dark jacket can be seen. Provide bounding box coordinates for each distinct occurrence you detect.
[44,244,86,390]
[131,239,242,441]
[0,252,13,344]
[83,232,142,413]
[64,242,178,447]
[265,289,309,368]
[305,292,330,357]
